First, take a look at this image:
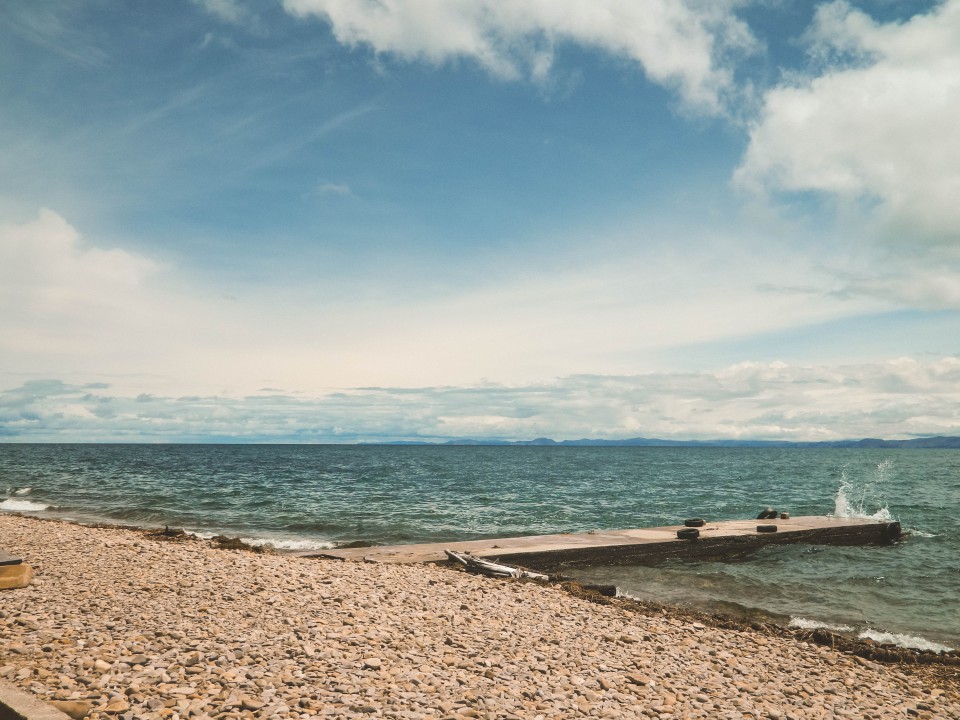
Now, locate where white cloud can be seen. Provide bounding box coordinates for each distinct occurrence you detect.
[840,267,960,310]
[312,181,355,198]
[193,0,250,25]
[281,0,757,114]
[736,1,960,252]
[0,210,954,441]
[0,209,157,324]
[3,358,959,442]
[0,210,205,392]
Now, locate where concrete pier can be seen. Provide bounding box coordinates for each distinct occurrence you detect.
[303,516,902,573]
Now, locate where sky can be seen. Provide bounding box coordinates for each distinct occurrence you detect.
[1,0,959,442]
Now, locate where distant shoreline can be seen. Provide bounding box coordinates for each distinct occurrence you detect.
[375,436,960,449]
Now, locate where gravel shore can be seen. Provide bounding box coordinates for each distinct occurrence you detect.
[1,514,957,719]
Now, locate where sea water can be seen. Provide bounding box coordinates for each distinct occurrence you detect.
[1,444,957,650]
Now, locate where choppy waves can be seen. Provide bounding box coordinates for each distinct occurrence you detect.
[2,443,958,652]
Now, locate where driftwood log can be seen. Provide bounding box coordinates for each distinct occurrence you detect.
[444,550,550,581]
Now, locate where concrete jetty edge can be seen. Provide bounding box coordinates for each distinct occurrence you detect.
[303,515,902,573]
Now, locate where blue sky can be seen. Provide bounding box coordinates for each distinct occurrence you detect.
[2,0,959,442]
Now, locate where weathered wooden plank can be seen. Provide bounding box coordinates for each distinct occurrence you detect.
[444,549,550,580]
[300,516,901,572]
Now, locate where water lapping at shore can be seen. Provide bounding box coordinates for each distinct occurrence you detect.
[2,444,959,652]
[0,498,51,513]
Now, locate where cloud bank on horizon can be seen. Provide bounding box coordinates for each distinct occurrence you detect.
[1,0,958,442]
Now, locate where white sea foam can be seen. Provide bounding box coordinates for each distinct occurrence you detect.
[153,529,334,551]
[0,498,51,512]
[13,487,32,496]
[858,629,953,653]
[788,617,854,632]
[240,537,336,551]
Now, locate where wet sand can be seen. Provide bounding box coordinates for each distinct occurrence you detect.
[1,514,957,719]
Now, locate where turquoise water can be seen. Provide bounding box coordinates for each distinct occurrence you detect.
[1,444,957,651]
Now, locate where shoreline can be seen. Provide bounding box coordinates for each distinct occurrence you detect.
[4,511,960,665]
[1,514,958,719]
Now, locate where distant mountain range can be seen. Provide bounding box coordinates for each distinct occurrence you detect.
[381,436,960,448]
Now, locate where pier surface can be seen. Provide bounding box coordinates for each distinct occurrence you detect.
[303,516,901,573]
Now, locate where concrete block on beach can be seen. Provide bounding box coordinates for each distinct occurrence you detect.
[0,680,73,720]
[0,562,32,591]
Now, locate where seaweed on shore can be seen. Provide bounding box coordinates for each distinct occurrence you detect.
[556,580,617,604]
[613,590,960,669]
[334,540,380,549]
[209,534,275,553]
[564,578,960,692]
[144,526,194,542]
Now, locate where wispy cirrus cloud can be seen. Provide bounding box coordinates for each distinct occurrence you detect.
[0,3,109,67]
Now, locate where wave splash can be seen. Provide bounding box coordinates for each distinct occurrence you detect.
[789,618,953,653]
[240,536,336,552]
[858,629,953,653]
[0,498,51,512]
[832,459,893,520]
[788,617,854,632]
[189,530,334,551]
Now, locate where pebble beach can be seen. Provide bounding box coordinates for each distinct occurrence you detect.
[1,514,957,720]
